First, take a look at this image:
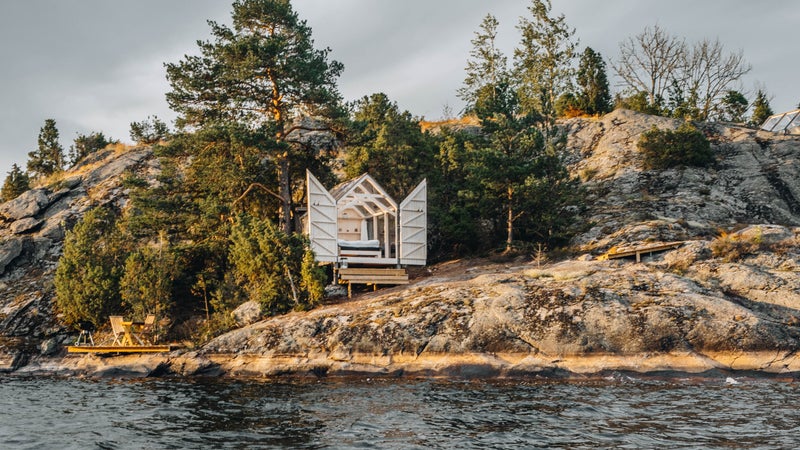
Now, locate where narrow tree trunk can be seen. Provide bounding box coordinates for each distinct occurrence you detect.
[279,155,292,234]
[506,186,514,252]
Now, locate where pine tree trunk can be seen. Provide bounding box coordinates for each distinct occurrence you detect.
[506,186,513,252]
[279,156,292,234]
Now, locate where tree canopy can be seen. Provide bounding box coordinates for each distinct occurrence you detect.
[750,89,774,127]
[1,164,30,203]
[614,25,751,121]
[514,0,578,122]
[458,14,507,114]
[576,47,612,115]
[165,0,344,233]
[69,131,111,167]
[27,119,64,179]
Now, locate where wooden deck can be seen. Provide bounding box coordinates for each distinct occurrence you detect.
[337,267,409,297]
[67,345,172,354]
[601,241,684,262]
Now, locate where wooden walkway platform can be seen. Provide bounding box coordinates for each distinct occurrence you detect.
[601,241,684,262]
[337,267,409,297]
[67,345,172,354]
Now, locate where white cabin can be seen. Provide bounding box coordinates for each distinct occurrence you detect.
[305,170,426,267]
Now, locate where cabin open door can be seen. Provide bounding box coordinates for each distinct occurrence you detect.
[399,179,427,266]
[306,170,337,263]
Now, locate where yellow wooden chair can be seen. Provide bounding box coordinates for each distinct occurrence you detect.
[139,314,156,344]
[109,316,126,345]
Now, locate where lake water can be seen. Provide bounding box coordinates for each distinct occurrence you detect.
[1,374,800,449]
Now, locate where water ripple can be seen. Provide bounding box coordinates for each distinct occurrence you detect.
[1,375,800,448]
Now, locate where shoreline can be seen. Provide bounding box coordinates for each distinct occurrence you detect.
[9,349,800,380]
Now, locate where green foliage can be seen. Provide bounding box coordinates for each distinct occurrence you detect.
[166,0,343,129]
[428,130,488,256]
[27,119,64,178]
[513,0,578,121]
[69,131,113,167]
[165,0,345,233]
[469,79,582,251]
[228,215,325,314]
[554,92,582,118]
[575,47,612,115]
[344,93,436,199]
[300,249,326,305]
[458,13,507,113]
[119,235,177,322]
[1,164,30,202]
[666,78,700,120]
[750,89,773,127]
[129,116,170,145]
[615,91,664,116]
[54,207,125,327]
[718,90,749,123]
[637,123,714,169]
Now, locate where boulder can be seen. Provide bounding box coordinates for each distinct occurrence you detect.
[324,284,348,299]
[232,301,262,327]
[10,217,43,235]
[0,189,50,221]
[732,224,795,244]
[0,238,23,274]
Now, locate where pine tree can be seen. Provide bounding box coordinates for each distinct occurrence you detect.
[129,116,170,145]
[69,131,111,167]
[513,0,578,123]
[750,89,774,127]
[471,80,582,251]
[27,119,64,178]
[119,233,177,325]
[165,0,344,233]
[54,207,125,327]
[457,13,507,113]
[344,93,436,200]
[576,47,612,115]
[0,164,30,203]
[718,90,748,123]
[228,214,325,314]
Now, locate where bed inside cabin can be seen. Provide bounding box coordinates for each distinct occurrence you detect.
[336,207,396,258]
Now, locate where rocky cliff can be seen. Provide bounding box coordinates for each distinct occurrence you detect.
[7,110,800,378]
[565,109,800,250]
[0,146,157,371]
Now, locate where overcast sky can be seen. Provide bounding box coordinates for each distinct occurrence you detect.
[0,0,797,177]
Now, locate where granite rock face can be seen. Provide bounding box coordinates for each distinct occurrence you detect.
[564,109,800,252]
[194,227,800,377]
[7,111,800,377]
[0,146,156,366]
[0,189,52,221]
[190,112,800,377]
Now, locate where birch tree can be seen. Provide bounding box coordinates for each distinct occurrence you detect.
[613,25,686,107]
[683,38,751,120]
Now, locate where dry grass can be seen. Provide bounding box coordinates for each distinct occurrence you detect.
[419,115,480,133]
[32,143,137,190]
[710,230,762,262]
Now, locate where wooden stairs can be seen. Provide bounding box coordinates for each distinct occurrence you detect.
[337,267,409,297]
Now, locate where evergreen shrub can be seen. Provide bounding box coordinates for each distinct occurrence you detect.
[637,123,713,170]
